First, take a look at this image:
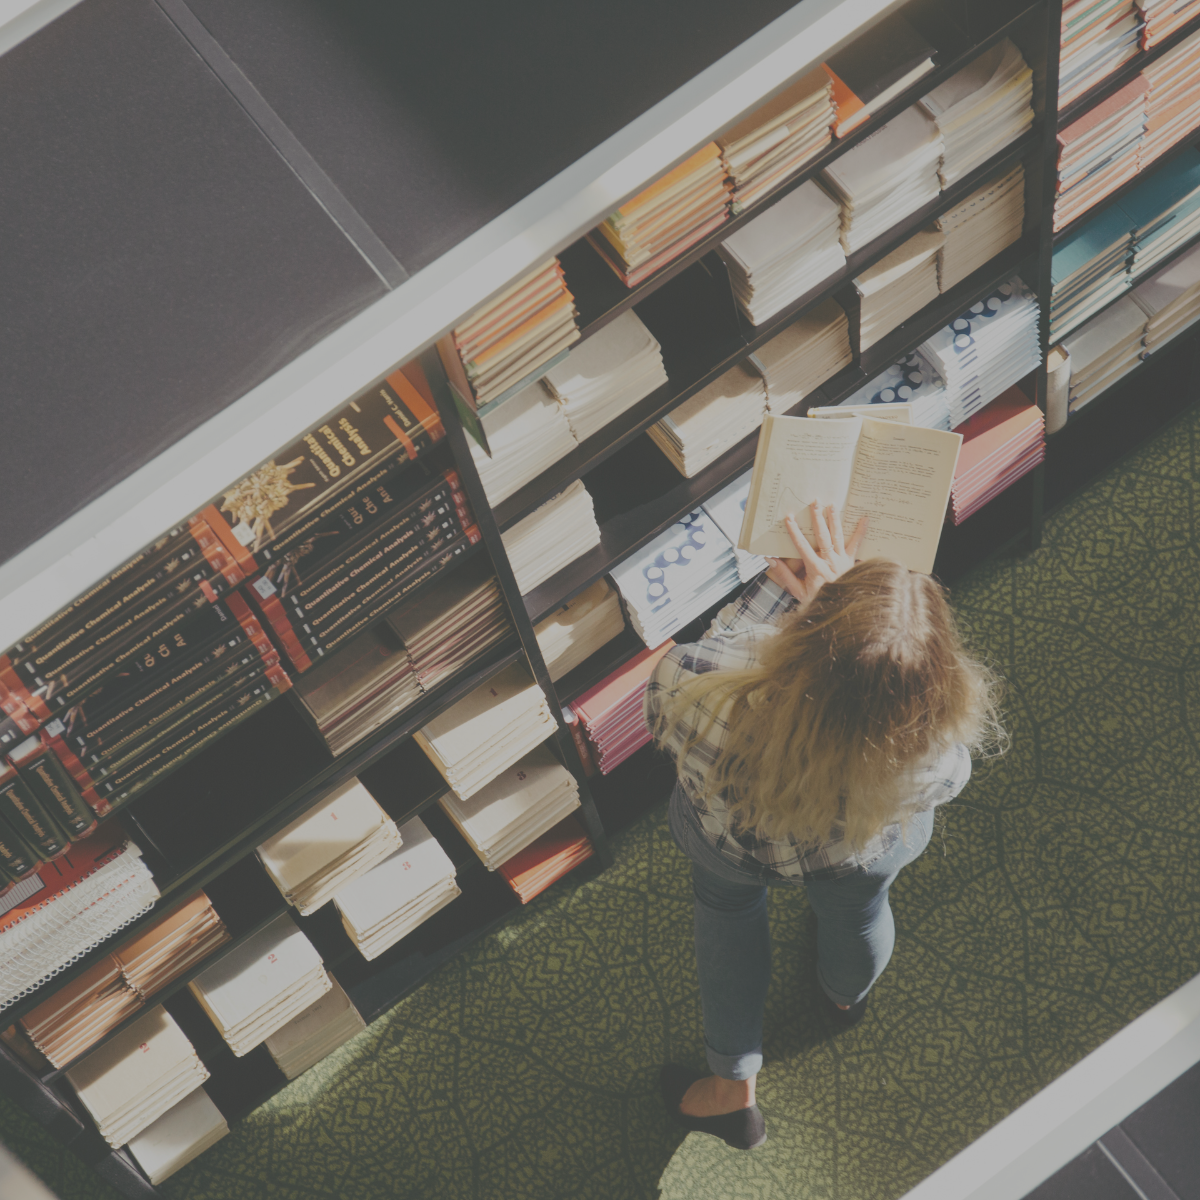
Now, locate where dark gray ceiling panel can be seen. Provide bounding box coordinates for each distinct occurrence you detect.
[181,0,801,272]
[0,0,385,568]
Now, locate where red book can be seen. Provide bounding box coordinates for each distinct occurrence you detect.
[499,815,594,903]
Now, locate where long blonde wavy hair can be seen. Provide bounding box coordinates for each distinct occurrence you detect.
[653,559,1004,848]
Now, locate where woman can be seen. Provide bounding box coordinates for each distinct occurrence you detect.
[646,501,1002,1151]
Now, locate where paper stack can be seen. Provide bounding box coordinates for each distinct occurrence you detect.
[588,144,731,287]
[647,365,767,477]
[448,259,580,408]
[0,828,159,1012]
[533,579,626,683]
[935,163,1027,291]
[920,40,1035,187]
[1120,148,1200,277]
[499,815,594,903]
[500,479,601,595]
[751,299,852,413]
[114,892,231,998]
[468,379,578,505]
[66,1006,208,1148]
[264,976,366,1077]
[702,473,768,583]
[335,816,459,959]
[257,778,401,916]
[570,642,676,774]
[1061,296,1147,412]
[853,228,943,349]
[387,557,510,692]
[1058,0,1142,108]
[716,181,845,325]
[821,106,944,254]
[127,1086,228,1185]
[1049,204,1134,339]
[188,914,331,1056]
[542,311,668,443]
[415,662,558,800]
[1141,30,1200,169]
[835,351,952,429]
[295,625,421,754]
[950,386,1046,524]
[917,277,1042,427]
[1133,238,1200,350]
[1137,0,1200,47]
[717,69,835,214]
[610,509,740,647]
[439,744,581,869]
[1054,77,1147,231]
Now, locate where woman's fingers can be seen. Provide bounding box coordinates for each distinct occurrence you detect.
[826,504,846,556]
[810,501,834,556]
[846,514,870,558]
[784,513,829,578]
[765,556,809,600]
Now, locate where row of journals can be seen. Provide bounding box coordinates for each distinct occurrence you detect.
[1051,145,1200,338]
[1055,26,1200,230]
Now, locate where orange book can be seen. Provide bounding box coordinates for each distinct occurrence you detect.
[613,143,723,219]
[823,64,869,137]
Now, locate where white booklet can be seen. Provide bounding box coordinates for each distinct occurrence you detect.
[739,414,962,573]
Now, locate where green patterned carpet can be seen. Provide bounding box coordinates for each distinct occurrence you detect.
[3,406,1200,1199]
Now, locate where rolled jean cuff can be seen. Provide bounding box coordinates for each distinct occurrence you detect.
[705,1040,763,1081]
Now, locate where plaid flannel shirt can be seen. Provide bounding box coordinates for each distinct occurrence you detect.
[644,575,972,882]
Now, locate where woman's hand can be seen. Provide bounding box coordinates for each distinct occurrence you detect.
[765,502,869,605]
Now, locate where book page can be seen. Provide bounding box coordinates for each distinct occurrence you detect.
[739,415,860,557]
[843,419,962,574]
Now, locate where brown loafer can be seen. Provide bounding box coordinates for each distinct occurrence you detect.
[659,1064,767,1150]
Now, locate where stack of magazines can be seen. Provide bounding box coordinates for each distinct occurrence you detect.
[1058,0,1142,107]
[501,480,601,594]
[335,816,460,960]
[834,351,953,429]
[752,299,851,412]
[533,580,626,683]
[499,815,594,903]
[1049,204,1134,340]
[702,474,768,583]
[127,1087,228,1184]
[950,387,1046,523]
[853,228,943,350]
[1140,27,1200,167]
[1123,149,1200,277]
[1061,296,1148,412]
[1133,238,1200,351]
[1137,0,1200,46]
[935,163,1026,291]
[264,977,366,1078]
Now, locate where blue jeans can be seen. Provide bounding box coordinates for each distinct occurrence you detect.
[668,785,935,1080]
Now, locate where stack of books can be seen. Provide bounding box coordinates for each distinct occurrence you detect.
[0,826,159,1013]
[610,509,739,647]
[822,106,943,254]
[588,144,731,287]
[1054,77,1147,231]
[1122,148,1200,276]
[127,1086,228,1185]
[500,479,601,594]
[569,643,676,774]
[442,259,580,409]
[263,977,366,1078]
[716,69,834,214]
[439,745,581,869]
[1058,0,1142,108]
[66,1007,208,1149]
[257,778,401,915]
[949,387,1046,523]
[1133,238,1200,350]
[647,365,768,477]
[716,181,845,324]
[833,351,953,428]
[415,662,557,800]
[853,228,944,350]
[188,914,331,1057]
[920,40,1034,187]
[19,892,229,1067]
[468,379,578,505]
[499,814,594,903]
[751,299,852,413]
[1137,0,1200,46]
[533,580,626,683]
[542,311,668,442]
[335,816,460,959]
[387,558,511,691]
[1061,295,1148,411]
[702,473,768,583]
[1141,30,1200,169]
[934,163,1027,291]
[294,626,421,755]
[917,277,1042,428]
[1049,204,1134,339]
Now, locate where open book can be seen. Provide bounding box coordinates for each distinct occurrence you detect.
[738,414,962,574]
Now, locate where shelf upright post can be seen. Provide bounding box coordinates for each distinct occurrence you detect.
[419,348,615,870]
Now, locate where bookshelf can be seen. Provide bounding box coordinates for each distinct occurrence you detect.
[6,0,1200,1194]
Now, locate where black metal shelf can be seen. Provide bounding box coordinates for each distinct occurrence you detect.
[497,133,1040,533]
